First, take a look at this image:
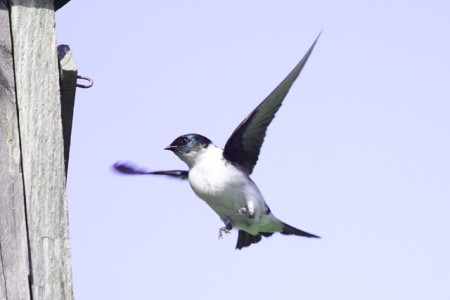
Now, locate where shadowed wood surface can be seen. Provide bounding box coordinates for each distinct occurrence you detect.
[58,45,78,176]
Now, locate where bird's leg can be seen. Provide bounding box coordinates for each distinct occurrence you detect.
[218,227,230,239]
[237,201,255,218]
[218,219,233,239]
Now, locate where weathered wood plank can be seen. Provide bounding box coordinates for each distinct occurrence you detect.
[10,1,73,299]
[0,1,31,299]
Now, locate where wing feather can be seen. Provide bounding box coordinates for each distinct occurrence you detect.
[223,33,320,174]
[113,162,188,180]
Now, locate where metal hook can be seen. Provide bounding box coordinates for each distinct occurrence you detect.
[76,75,93,88]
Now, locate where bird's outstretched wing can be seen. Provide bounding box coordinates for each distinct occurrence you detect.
[113,162,189,180]
[223,33,320,175]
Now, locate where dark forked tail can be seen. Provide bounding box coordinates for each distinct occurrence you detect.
[236,231,273,250]
[236,224,319,250]
[281,222,320,238]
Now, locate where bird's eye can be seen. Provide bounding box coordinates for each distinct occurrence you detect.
[180,137,189,145]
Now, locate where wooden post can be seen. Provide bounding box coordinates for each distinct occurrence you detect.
[0,0,74,299]
[0,1,31,299]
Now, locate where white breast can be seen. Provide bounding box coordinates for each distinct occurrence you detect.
[188,145,265,225]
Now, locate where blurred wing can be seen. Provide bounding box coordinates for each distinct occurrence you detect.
[113,162,188,180]
[223,33,320,174]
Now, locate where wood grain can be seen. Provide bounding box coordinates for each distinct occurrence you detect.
[0,0,31,299]
[9,0,74,298]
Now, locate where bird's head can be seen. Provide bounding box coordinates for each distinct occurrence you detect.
[165,134,213,167]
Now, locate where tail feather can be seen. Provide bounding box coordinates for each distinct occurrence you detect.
[236,230,274,250]
[235,224,319,250]
[281,222,320,238]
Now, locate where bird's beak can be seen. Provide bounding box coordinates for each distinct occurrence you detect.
[164,145,176,151]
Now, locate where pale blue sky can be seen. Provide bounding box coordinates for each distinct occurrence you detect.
[57,1,450,299]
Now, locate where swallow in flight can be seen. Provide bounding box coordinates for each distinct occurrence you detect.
[114,34,321,249]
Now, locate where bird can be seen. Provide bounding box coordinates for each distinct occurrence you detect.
[114,34,321,249]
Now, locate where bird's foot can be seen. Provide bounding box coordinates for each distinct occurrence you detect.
[218,219,233,239]
[218,227,231,239]
[237,207,255,218]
